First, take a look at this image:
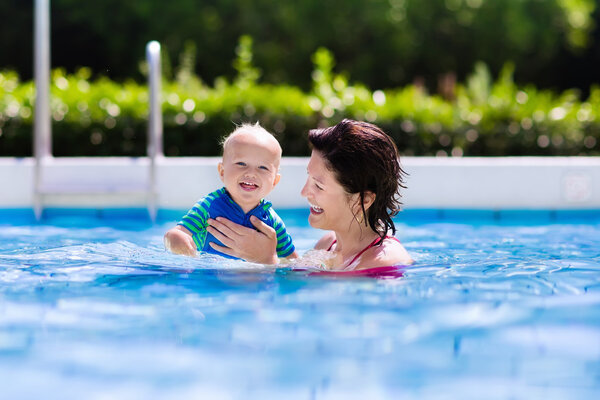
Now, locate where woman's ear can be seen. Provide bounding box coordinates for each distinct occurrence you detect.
[351,191,376,216]
[362,191,376,211]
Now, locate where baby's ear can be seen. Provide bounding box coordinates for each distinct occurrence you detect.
[217,162,225,182]
[272,173,281,187]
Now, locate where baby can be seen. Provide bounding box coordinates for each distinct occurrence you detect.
[164,123,297,261]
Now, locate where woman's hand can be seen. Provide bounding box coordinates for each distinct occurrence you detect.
[164,226,197,257]
[207,216,279,264]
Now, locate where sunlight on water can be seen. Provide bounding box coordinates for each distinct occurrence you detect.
[0,215,599,399]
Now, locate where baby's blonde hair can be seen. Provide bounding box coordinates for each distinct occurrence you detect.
[221,122,281,155]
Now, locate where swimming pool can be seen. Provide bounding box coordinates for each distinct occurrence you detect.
[1,209,599,399]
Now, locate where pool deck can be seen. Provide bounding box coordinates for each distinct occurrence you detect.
[1,156,599,216]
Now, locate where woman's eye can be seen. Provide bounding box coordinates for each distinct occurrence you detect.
[315,183,324,191]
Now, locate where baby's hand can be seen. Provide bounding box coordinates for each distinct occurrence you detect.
[164,227,197,257]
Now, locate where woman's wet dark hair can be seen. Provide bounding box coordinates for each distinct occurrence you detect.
[308,119,407,242]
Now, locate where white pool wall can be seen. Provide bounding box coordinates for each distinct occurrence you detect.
[1,156,599,210]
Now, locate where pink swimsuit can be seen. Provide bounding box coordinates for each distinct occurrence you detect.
[327,235,401,270]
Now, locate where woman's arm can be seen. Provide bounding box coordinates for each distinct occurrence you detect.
[164,225,197,257]
[206,216,279,264]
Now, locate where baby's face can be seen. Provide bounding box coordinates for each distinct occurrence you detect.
[218,132,282,213]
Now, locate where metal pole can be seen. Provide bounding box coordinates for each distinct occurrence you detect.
[146,41,163,222]
[146,40,163,158]
[33,0,51,220]
[34,0,51,159]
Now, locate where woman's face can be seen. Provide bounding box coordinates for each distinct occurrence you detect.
[301,150,358,232]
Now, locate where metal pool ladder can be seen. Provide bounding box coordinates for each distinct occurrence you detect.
[33,5,164,222]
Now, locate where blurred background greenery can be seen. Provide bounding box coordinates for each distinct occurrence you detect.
[0,0,598,156]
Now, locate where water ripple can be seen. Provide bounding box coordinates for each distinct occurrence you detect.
[0,220,599,398]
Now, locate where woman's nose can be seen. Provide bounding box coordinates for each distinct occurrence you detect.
[300,179,309,197]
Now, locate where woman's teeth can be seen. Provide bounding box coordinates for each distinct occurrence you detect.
[309,203,324,214]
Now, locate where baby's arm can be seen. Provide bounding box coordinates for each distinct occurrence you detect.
[284,250,299,260]
[164,225,197,256]
[266,209,298,262]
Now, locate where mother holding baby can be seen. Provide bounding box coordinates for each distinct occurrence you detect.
[208,119,413,270]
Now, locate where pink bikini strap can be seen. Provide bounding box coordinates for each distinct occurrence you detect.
[326,239,337,251]
[327,235,400,266]
[347,236,382,266]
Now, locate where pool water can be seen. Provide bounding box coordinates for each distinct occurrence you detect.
[0,210,599,399]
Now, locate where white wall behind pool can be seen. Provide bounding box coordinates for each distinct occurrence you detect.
[1,157,599,211]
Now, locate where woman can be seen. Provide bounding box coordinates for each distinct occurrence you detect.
[206,119,413,270]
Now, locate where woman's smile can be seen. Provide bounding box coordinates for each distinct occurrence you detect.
[309,202,324,214]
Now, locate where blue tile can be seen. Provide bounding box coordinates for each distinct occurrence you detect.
[398,209,442,223]
[1,207,599,227]
[555,209,600,223]
[100,208,152,220]
[440,209,497,224]
[157,208,187,223]
[0,208,36,224]
[496,209,553,224]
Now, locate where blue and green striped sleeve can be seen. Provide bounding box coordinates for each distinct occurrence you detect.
[268,209,295,258]
[177,199,210,251]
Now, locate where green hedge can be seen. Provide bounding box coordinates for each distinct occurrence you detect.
[1,48,599,157]
[2,0,596,92]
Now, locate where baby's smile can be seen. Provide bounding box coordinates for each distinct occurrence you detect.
[239,180,259,191]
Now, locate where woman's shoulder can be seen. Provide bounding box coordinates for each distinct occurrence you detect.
[357,236,413,269]
[313,231,336,250]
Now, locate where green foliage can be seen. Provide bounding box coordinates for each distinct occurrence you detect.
[0,0,596,91]
[1,47,599,157]
[557,0,596,49]
[233,35,261,89]
[175,41,198,86]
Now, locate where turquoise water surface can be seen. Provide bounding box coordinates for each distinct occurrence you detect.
[0,209,599,399]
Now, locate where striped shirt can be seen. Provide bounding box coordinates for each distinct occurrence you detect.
[178,187,295,259]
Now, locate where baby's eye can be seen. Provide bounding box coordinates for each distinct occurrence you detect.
[259,165,269,171]
[236,162,246,167]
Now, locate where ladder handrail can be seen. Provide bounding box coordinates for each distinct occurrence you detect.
[32,1,163,221]
[146,40,164,222]
[33,0,51,221]
[146,40,164,159]
[34,0,51,160]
